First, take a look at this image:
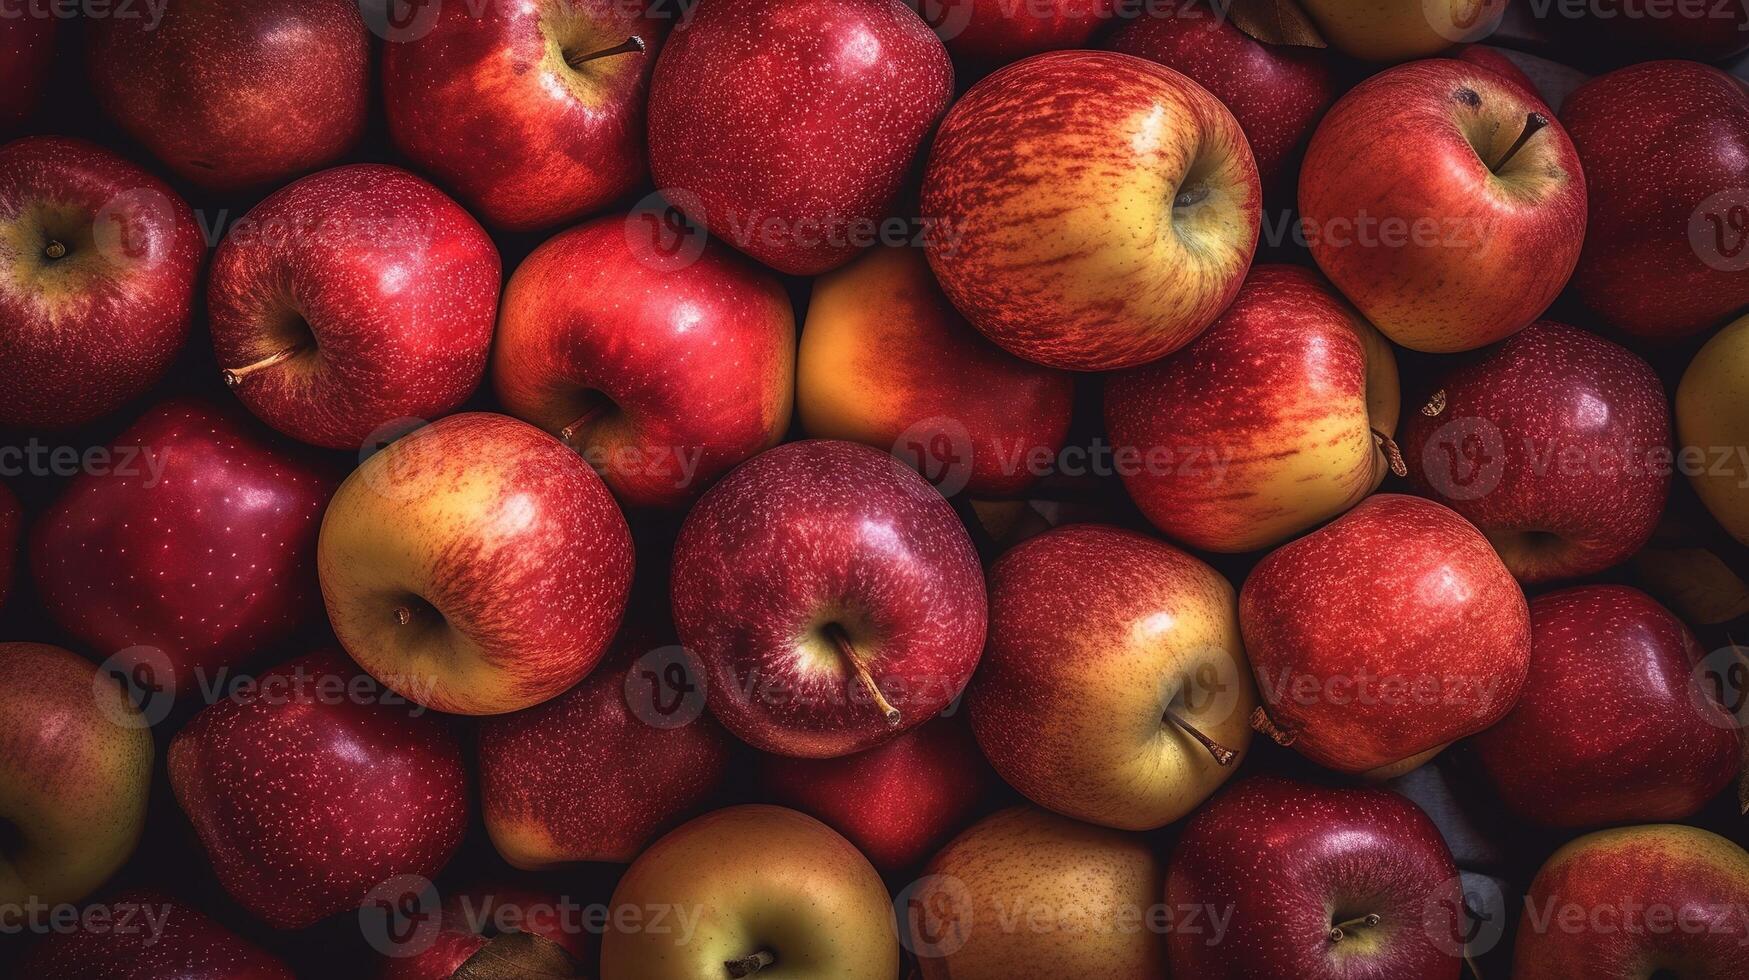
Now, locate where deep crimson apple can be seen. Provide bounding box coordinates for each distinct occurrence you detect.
[671,439,987,758]
[0,480,18,609]
[18,889,294,980]
[207,164,501,450]
[0,136,203,430]
[87,0,369,191]
[759,712,992,871]
[646,0,954,275]
[168,650,469,929]
[0,12,54,130]
[1401,321,1670,583]
[909,0,1116,66]
[1562,59,1749,341]
[378,886,594,980]
[1241,494,1532,777]
[383,0,667,231]
[1104,0,1337,191]
[31,399,341,695]
[478,622,734,868]
[1300,59,1587,352]
[1167,775,1463,980]
[1471,586,1739,828]
[491,213,795,509]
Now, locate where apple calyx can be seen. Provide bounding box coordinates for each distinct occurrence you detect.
[1165,708,1237,766]
[42,239,67,260]
[1371,429,1408,478]
[1490,113,1549,173]
[1421,389,1447,417]
[1328,913,1381,943]
[1249,706,1298,747]
[565,35,645,70]
[725,950,776,978]
[222,345,303,387]
[823,623,902,728]
[453,929,584,979]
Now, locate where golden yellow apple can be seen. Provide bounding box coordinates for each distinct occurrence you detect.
[1677,312,1749,546]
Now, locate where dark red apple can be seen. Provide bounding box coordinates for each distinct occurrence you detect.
[1167,775,1463,980]
[0,136,203,430]
[910,0,1116,66]
[168,650,469,929]
[383,0,667,231]
[1562,60,1749,340]
[646,0,954,275]
[87,0,370,191]
[378,886,595,980]
[671,439,987,758]
[1471,586,1739,828]
[31,399,340,696]
[1401,320,1671,584]
[477,622,734,868]
[1104,0,1336,191]
[207,164,501,450]
[18,889,294,979]
[0,12,54,130]
[759,712,992,871]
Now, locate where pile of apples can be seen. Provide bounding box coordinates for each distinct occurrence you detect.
[5,0,1749,977]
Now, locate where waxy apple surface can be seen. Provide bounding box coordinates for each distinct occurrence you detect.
[1678,311,1749,545]
[20,890,294,980]
[908,0,1116,65]
[1106,264,1400,553]
[492,213,795,509]
[32,399,340,695]
[208,164,501,450]
[0,136,203,429]
[647,0,953,275]
[319,413,634,716]
[671,439,987,758]
[87,0,369,191]
[384,0,667,231]
[923,50,1261,371]
[1301,0,1507,61]
[1241,494,1531,776]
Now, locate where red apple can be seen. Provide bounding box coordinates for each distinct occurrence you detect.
[19,889,294,980]
[1401,321,1671,583]
[207,164,501,450]
[1562,59,1749,341]
[31,398,341,696]
[1471,586,1739,828]
[759,712,992,872]
[909,0,1116,66]
[478,621,734,868]
[0,12,54,130]
[87,0,369,191]
[377,885,594,980]
[0,136,203,430]
[1104,0,1337,192]
[168,650,469,929]
[1455,43,1538,97]
[1241,494,1532,777]
[671,439,987,758]
[646,0,954,275]
[1105,264,1401,554]
[319,413,634,716]
[1300,59,1587,352]
[491,213,795,509]
[1167,775,1463,980]
[921,50,1262,370]
[0,480,18,609]
[383,0,667,231]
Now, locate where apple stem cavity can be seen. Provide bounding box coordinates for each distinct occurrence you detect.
[1490,112,1549,173]
[1165,708,1236,766]
[1249,706,1298,747]
[222,345,302,387]
[559,403,610,444]
[725,950,776,978]
[1328,913,1382,943]
[565,35,645,69]
[42,239,67,260]
[823,623,902,728]
[1371,429,1408,478]
[393,605,413,626]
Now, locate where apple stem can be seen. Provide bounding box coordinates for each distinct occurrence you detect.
[1328,913,1382,943]
[393,606,413,626]
[725,950,775,978]
[43,239,67,260]
[559,403,610,444]
[566,35,645,69]
[1421,389,1447,418]
[824,624,902,728]
[1371,429,1408,478]
[1249,706,1298,747]
[1164,708,1236,766]
[1490,112,1549,172]
[222,345,302,387]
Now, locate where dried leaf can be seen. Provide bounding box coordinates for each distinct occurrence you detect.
[1223,0,1328,48]
[454,931,582,980]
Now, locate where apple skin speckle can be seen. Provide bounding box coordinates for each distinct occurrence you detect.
[18,889,295,979]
